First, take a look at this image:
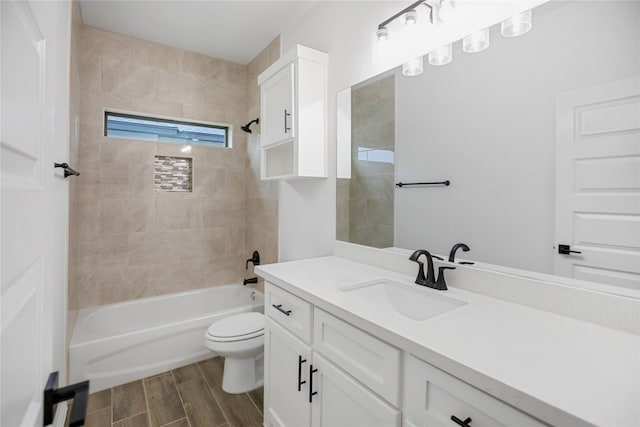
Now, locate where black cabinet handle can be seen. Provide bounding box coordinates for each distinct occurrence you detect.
[297,355,307,391]
[309,364,318,402]
[451,415,472,426]
[284,109,290,133]
[558,244,582,255]
[272,304,291,316]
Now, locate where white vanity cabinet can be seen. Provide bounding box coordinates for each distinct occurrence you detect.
[258,45,328,180]
[264,282,547,427]
[402,355,547,427]
[264,318,312,427]
[264,283,401,427]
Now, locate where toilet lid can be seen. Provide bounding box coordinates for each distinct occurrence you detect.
[207,312,264,340]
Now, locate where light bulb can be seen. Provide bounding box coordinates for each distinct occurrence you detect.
[405,10,417,25]
[437,0,455,22]
[501,10,532,37]
[402,56,424,76]
[428,44,452,66]
[376,27,388,40]
[463,28,490,53]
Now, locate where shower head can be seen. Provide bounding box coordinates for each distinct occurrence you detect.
[241,118,260,134]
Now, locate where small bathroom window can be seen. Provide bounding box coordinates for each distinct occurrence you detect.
[105,111,230,147]
[357,147,395,164]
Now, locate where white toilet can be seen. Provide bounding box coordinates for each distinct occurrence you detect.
[204,312,265,394]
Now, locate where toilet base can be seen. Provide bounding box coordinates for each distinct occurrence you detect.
[221,354,264,394]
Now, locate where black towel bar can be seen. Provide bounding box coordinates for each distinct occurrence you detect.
[396,180,450,188]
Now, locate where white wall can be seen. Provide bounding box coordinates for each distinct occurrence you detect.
[394,1,640,273]
[278,0,546,261]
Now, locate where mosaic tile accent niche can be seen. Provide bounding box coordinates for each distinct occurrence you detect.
[154,155,193,192]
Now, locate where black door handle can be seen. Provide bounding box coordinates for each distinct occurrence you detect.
[309,365,318,402]
[44,372,90,427]
[54,162,80,178]
[297,355,307,391]
[558,244,582,255]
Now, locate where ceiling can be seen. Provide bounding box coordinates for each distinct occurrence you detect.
[79,1,318,64]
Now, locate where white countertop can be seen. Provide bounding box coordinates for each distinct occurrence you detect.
[256,256,640,427]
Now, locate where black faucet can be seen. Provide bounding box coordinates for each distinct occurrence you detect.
[448,243,471,263]
[409,249,444,288]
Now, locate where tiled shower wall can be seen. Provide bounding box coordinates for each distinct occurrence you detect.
[69,25,251,310]
[337,75,395,248]
[245,37,281,285]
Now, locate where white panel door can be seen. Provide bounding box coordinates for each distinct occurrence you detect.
[555,77,640,290]
[264,318,311,427]
[1,1,70,425]
[261,63,295,147]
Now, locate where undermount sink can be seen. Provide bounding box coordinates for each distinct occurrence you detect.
[339,279,467,321]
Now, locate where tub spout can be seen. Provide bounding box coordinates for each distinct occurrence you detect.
[243,277,258,286]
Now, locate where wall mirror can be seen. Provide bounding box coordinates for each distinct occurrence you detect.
[336,0,640,293]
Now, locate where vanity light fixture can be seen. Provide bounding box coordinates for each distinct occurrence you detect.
[428,44,453,66]
[501,9,533,37]
[463,28,490,53]
[405,9,418,25]
[402,56,424,76]
[377,0,435,42]
[379,1,531,69]
[376,26,388,40]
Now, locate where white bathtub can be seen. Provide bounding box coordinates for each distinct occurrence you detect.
[69,284,263,392]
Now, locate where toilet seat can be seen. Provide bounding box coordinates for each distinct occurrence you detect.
[206,312,264,343]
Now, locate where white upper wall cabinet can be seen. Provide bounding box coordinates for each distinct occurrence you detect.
[261,63,295,147]
[258,45,328,180]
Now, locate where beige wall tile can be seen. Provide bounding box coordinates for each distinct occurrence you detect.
[70,26,277,311]
[128,164,156,198]
[76,233,129,265]
[129,231,178,266]
[182,51,224,80]
[102,56,158,100]
[158,70,206,105]
[156,198,203,230]
[191,166,226,198]
[245,37,280,268]
[225,225,247,257]
[81,26,134,62]
[179,228,226,261]
[132,39,183,73]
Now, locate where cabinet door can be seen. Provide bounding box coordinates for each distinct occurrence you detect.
[264,318,311,427]
[310,353,401,427]
[261,63,295,147]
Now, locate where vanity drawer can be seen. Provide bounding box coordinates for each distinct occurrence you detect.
[403,354,547,427]
[265,282,312,343]
[313,308,401,406]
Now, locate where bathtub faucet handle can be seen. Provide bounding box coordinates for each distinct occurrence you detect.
[246,250,260,269]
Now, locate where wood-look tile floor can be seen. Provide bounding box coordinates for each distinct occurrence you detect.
[72,357,263,427]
